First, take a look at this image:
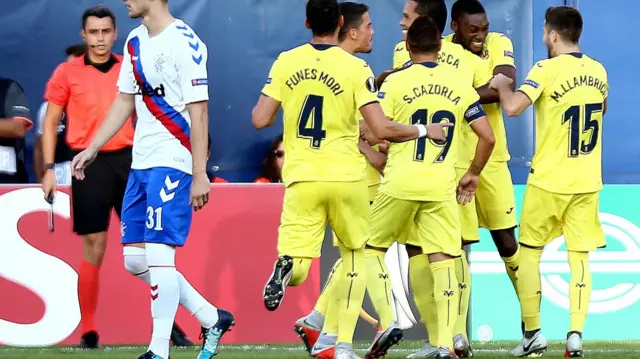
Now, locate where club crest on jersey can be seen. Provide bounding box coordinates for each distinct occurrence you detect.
[524,79,539,89]
[504,50,514,58]
[366,77,377,93]
[191,78,208,86]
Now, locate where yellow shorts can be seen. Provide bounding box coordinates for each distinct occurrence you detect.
[456,161,517,242]
[331,183,379,246]
[519,184,605,251]
[278,181,369,258]
[367,191,462,257]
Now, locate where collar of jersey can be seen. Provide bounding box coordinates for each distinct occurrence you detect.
[566,52,584,59]
[417,61,438,68]
[309,43,336,51]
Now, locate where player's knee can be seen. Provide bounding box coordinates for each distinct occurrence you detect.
[406,244,423,258]
[490,228,518,257]
[289,257,312,286]
[82,232,108,264]
[123,246,148,276]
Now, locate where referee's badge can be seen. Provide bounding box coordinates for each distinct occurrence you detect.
[366,77,377,93]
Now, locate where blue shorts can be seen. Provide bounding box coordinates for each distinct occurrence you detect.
[121,167,192,247]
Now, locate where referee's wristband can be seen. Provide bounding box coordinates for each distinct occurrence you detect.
[414,124,428,138]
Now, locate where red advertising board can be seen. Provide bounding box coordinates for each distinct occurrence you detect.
[0,185,320,346]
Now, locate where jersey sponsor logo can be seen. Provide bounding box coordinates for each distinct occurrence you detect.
[191,78,208,86]
[366,77,377,93]
[504,50,514,58]
[524,79,539,89]
[136,82,166,97]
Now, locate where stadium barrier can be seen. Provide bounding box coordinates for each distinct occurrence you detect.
[1,184,638,346]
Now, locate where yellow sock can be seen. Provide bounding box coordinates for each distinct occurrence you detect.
[453,251,470,338]
[364,247,395,329]
[409,254,438,346]
[335,245,367,344]
[502,246,521,296]
[314,258,343,316]
[290,257,313,286]
[322,279,340,335]
[518,246,543,331]
[568,251,591,332]
[431,259,458,349]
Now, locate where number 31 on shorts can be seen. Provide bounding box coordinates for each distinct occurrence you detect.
[146,206,164,231]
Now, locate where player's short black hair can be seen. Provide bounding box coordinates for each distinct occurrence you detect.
[406,15,441,54]
[451,0,486,21]
[411,0,447,34]
[306,0,341,37]
[545,6,583,44]
[338,2,369,42]
[82,5,116,29]
[65,44,87,57]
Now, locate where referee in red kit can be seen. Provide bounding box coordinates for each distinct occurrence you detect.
[41,5,192,348]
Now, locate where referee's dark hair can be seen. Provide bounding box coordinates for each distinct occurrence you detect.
[406,15,442,55]
[451,0,486,21]
[306,0,342,37]
[65,44,87,58]
[338,2,369,42]
[82,5,117,29]
[545,6,583,44]
[412,0,447,34]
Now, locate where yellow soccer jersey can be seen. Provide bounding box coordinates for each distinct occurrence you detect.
[393,41,412,70]
[519,53,608,194]
[378,62,486,201]
[261,43,379,186]
[445,32,514,164]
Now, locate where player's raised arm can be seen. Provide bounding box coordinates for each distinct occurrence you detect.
[490,73,531,117]
[252,56,283,129]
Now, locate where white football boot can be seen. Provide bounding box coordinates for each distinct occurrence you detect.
[406,342,438,358]
[512,330,549,357]
[564,332,584,358]
[453,334,473,358]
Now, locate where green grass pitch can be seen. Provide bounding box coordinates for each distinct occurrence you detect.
[1,341,639,358]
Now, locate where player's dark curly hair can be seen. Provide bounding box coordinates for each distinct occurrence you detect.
[412,0,447,34]
[307,0,341,36]
[545,6,583,44]
[338,2,369,42]
[407,16,441,54]
[257,134,284,183]
[451,0,485,21]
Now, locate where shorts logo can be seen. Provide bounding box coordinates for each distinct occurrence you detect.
[191,78,208,86]
[524,79,539,89]
[121,221,127,237]
[160,176,180,203]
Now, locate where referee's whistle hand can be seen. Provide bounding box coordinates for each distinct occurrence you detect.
[71,149,98,181]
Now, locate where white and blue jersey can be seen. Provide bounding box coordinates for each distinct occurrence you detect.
[117,19,209,246]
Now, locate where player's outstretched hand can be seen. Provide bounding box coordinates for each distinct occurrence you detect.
[489,73,513,90]
[71,148,98,180]
[426,122,454,142]
[457,172,479,205]
[190,171,210,211]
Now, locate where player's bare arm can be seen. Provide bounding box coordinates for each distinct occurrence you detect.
[359,119,382,145]
[41,102,65,199]
[360,102,452,142]
[489,73,532,117]
[187,100,210,211]
[476,65,517,104]
[358,139,387,174]
[0,119,27,138]
[252,95,281,130]
[457,115,495,205]
[71,93,134,179]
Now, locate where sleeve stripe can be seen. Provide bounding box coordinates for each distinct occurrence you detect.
[358,100,379,109]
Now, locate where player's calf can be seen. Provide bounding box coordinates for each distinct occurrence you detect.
[263,255,294,311]
[197,309,235,359]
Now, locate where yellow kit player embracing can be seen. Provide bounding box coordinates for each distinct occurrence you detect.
[366,16,495,359]
[491,6,608,358]
[251,1,450,358]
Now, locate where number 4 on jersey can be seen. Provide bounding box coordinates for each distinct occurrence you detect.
[297,95,326,149]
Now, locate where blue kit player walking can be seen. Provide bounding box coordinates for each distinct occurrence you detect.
[71,1,234,359]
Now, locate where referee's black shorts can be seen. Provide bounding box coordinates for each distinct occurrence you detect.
[71,147,132,236]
